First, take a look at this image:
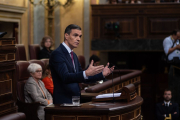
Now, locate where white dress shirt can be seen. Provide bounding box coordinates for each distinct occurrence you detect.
[62,42,88,79]
[164,101,170,107]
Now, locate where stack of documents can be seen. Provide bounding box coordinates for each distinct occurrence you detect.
[96,93,121,99]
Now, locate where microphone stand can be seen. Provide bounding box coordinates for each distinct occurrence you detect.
[109,63,122,103]
[110,63,121,85]
[108,67,114,103]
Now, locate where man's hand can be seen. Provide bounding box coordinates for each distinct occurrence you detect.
[176,44,180,49]
[102,62,115,77]
[168,44,180,54]
[85,60,104,77]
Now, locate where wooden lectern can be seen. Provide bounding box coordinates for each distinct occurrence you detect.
[92,84,137,102]
[45,84,143,120]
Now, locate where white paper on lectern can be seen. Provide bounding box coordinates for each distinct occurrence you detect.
[96,93,121,99]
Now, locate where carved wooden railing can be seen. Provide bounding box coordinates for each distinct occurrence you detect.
[85,69,142,96]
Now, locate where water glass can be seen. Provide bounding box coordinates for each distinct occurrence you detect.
[72,96,80,105]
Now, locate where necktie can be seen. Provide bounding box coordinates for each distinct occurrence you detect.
[165,103,168,107]
[70,51,74,66]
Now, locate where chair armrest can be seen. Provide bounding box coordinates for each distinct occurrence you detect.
[0,112,26,120]
[17,100,40,120]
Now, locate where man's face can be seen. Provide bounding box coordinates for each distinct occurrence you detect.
[177,32,180,40]
[64,29,82,50]
[94,61,100,66]
[163,91,172,102]
[173,32,180,40]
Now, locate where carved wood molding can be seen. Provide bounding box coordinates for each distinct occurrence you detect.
[0,4,26,14]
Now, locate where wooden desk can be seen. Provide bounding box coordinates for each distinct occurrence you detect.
[45,96,143,120]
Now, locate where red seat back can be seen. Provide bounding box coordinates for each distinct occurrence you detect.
[29,44,40,60]
[16,61,30,102]
[15,44,27,61]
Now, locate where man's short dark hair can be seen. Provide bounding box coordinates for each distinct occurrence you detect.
[89,55,100,63]
[171,29,180,35]
[64,24,81,35]
[164,89,172,93]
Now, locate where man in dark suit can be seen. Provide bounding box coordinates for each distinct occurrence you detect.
[156,89,179,120]
[49,24,114,104]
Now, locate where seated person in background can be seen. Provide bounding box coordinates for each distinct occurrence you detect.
[81,55,106,90]
[156,89,179,120]
[88,55,100,67]
[42,64,54,95]
[39,36,53,59]
[163,29,180,62]
[24,63,52,120]
[88,54,108,82]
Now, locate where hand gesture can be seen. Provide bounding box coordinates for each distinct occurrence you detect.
[85,60,104,77]
[176,44,180,49]
[102,62,115,77]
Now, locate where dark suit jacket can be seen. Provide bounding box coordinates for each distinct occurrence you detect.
[156,102,179,120]
[39,48,53,59]
[49,43,104,104]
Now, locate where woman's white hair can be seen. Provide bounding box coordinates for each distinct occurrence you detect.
[27,63,42,73]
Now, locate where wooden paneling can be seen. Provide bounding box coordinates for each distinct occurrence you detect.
[121,111,134,120]
[146,17,180,38]
[0,79,12,95]
[0,38,17,117]
[100,17,136,39]
[91,4,180,40]
[109,115,120,120]
[45,99,143,120]
[53,116,76,120]
[78,116,101,120]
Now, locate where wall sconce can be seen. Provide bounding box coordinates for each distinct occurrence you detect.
[29,0,73,39]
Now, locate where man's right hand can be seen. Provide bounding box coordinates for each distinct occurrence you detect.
[85,60,104,77]
[176,44,180,49]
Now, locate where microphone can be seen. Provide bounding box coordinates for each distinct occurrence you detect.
[110,63,121,82]
[108,67,114,103]
[0,32,7,38]
[108,63,121,103]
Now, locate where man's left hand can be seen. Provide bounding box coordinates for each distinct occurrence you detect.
[102,62,115,77]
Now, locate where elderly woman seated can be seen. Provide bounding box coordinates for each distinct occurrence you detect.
[24,63,52,120]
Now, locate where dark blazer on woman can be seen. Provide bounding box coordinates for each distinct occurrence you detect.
[49,43,104,104]
[39,48,53,59]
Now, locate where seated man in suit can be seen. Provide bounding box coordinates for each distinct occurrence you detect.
[156,89,179,120]
[49,24,114,104]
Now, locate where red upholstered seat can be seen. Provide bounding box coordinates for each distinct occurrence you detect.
[0,112,26,120]
[41,58,49,66]
[78,55,86,70]
[29,60,46,73]
[16,61,39,120]
[15,44,27,61]
[29,44,40,60]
